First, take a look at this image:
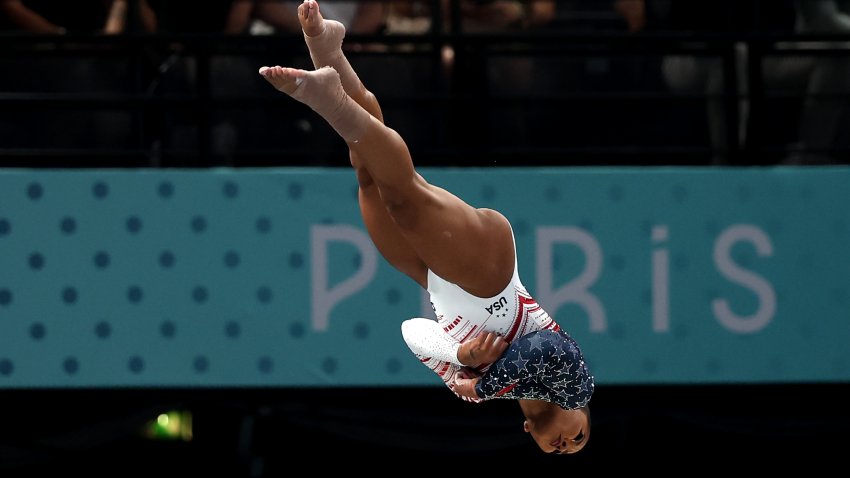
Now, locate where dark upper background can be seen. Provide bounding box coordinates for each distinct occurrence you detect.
[2,0,849,168]
[1,0,848,473]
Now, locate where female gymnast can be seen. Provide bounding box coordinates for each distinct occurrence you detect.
[259,0,594,455]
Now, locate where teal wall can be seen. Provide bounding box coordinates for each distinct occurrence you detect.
[0,167,847,387]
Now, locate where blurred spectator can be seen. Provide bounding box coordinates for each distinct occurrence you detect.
[282,0,387,34]
[397,1,559,155]
[453,0,556,32]
[0,1,158,160]
[0,0,155,34]
[383,1,556,74]
[784,0,850,164]
[442,0,557,83]
[621,0,850,165]
[144,1,352,164]
[147,0,295,34]
[384,1,556,35]
[646,0,755,164]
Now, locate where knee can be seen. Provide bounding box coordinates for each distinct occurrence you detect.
[354,166,421,229]
[378,182,424,230]
[363,90,383,122]
[354,166,375,189]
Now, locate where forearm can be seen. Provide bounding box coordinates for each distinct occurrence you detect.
[104,0,127,34]
[527,0,556,27]
[461,1,524,29]
[349,2,387,34]
[1,1,64,33]
[474,342,528,399]
[223,0,254,34]
[401,318,488,403]
[254,2,301,32]
[138,0,156,32]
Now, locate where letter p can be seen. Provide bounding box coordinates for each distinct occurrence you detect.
[311,224,377,331]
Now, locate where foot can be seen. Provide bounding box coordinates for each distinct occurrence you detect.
[258,66,307,95]
[298,0,325,37]
[298,0,345,48]
[259,66,344,111]
[258,65,368,143]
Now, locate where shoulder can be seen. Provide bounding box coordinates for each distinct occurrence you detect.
[475,208,514,245]
[476,207,510,225]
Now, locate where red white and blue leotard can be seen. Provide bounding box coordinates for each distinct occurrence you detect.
[401,240,594,409]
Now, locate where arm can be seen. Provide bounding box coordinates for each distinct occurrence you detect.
[401,318,507,367]
[0,0,65,33]
[253,1,301,33]
[103,0,127,34]
[450,342,531,400]
[349,1,387,34]
[451,332,538,401]
[614,0,646,33]
[401,318,508,402]
[796,0,850,32]
[526,0,556,28]
[223,0,255,34]
[138,0,157,32]
[460,1,525,30]
[103,0,157,34]
[470,329,594,409]
[473,333,545,400]
[401,318,475,402]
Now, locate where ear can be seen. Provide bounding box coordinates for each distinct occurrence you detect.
[523,420,530,433]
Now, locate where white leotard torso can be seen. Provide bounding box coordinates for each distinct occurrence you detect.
[401,230,559,401]
[426,250,557,346]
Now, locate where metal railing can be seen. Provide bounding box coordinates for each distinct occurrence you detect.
[1,0,849,167]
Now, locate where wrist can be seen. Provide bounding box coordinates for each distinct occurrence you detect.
[454,342,468,365]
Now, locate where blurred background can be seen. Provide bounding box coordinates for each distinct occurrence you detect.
[1,0,849,474]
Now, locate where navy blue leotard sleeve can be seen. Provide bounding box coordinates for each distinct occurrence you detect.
[474,329,594,410]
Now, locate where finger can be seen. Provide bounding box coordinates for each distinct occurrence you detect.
[485,332,502,349]
[482,332,495,348]
[489,333,505,351]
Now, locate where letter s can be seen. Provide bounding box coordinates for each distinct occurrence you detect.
[712,225,776,333]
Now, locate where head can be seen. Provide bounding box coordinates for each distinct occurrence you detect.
[523,405,590,455]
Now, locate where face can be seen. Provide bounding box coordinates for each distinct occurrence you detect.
[523,406,590,455]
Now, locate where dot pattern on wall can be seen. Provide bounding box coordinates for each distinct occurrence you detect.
[0,168,846,387]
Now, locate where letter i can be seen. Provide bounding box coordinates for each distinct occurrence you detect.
[652,225,670,333]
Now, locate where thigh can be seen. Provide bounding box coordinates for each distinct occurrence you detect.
[358,178,428,287]
[391,178,516,298]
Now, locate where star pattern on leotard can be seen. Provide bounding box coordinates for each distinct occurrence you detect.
[475,329,594,410]
[511,354,530,371]
[526,332,546,354]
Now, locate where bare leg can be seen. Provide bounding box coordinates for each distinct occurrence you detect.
[297,0,425,284]
[298,0,382,122]
[298,3,406,273]
[260,6,515,298]
[347,121,515,298]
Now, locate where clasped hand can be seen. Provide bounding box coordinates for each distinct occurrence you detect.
[451,332,509,400]
[457,331,508,367]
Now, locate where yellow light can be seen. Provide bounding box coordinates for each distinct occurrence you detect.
[143,410,193,441]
